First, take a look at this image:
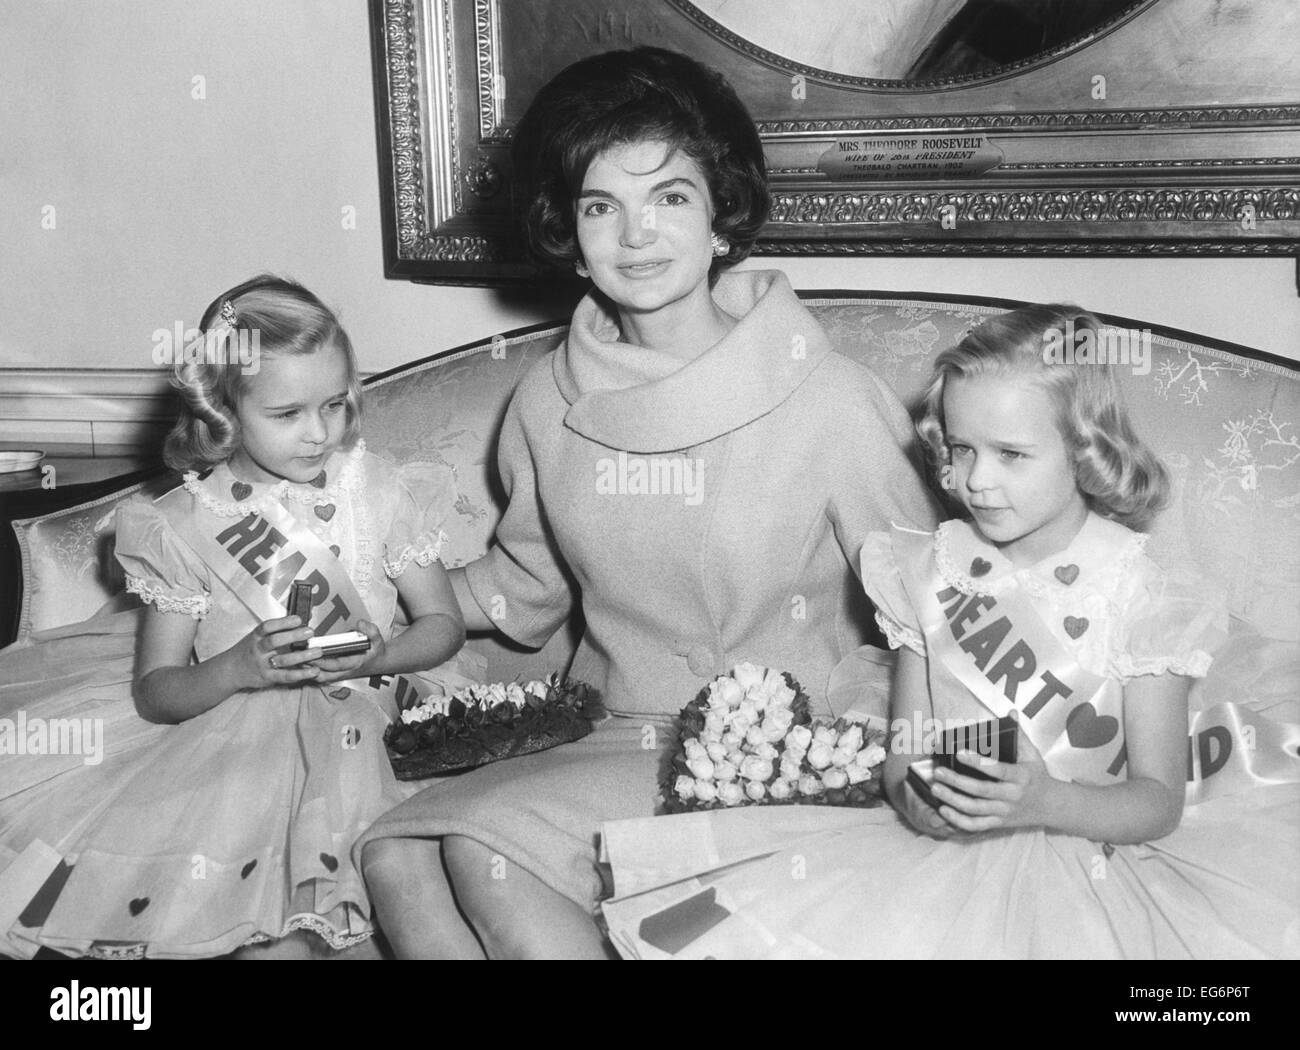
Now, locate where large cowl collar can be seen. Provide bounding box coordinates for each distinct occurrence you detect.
[552,270,832,453]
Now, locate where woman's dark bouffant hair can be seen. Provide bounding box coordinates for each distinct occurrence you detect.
[510,46,770,273]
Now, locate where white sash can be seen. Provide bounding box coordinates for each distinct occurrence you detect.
[897,531,1300,804]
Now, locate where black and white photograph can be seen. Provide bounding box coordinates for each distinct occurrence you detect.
[1,0,1297,1013]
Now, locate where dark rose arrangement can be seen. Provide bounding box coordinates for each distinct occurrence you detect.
[663,663,888,813]
[384,674,598,779]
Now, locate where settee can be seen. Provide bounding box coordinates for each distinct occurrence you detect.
[7,290,1299,714]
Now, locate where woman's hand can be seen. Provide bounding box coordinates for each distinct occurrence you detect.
[308,620,387,686]
[227,615,321,691]
[928,742,1052,834]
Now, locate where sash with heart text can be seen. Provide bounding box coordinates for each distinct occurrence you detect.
[897,530,1300,804]
[911,553,1120,787]
[156,488,369,635]
[151,484,448,718]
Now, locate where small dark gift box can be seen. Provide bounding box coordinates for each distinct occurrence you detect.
[907,715,1018,810]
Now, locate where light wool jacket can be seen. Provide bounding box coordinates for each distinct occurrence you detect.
[465,270,938,718]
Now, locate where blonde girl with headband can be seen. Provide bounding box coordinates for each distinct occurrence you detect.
[0,275,480,958]
[602,303,1300,959]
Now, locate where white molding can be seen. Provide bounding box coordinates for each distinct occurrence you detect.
[0,368,173,453]
[0,367,379,455]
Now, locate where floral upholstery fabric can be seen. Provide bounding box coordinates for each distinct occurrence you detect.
[12,297,1298,680]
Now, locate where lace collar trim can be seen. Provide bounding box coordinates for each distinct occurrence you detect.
[933,512,1147,602]
[182,442,366,518]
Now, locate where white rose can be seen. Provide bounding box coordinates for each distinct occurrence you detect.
[506,683,526,707]
[706,682,729,711]
[761,667,786,696]
[674,775,696,800]
[732,663,765,692]
[745,686,769,712]
[786,725,813,753]
[797,773,825,796]
[717,677,745,709]
[684,738,707,761]
[694,780,718,802]
[704,710,727,737]
[745,780,767,802]
[726,749,745,769]
[761,707,794,742]
[837,725,864,753]
[831,747,857,769]
[845,763,873,785]
[813,726,838,747]
[713,759,738,783]
[487,683,508,707]
[686,756,715,781]
[861,743,887,768]
[739,756,774,783]
[821,768,849,790]
[705,741,727,763]
[807,741,835,770]
[754,741,779,761]
[768,778,793,800]
[718,781,746,806]
[769,684,796,710]
[779,755,804,782]
[745,724,767,748]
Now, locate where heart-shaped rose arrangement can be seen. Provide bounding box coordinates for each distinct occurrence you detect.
[663,663,889,813]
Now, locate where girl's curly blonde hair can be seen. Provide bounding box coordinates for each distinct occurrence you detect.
[163,275,361,471]
[917,303,1169,531]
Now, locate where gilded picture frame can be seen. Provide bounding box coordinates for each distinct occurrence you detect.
[370,0,1300,283]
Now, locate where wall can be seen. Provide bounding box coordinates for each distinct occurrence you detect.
[2,1,1296,449]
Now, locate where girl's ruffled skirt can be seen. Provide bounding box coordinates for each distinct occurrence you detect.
[0,611,413,959]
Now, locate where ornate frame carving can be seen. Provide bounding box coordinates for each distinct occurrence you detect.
[371,0,1300,283]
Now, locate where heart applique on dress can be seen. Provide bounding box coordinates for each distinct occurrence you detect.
[1063,616,1089,639]
[329,545,341,557]
[128,897,150,917]
[319,853,339,873]
[970,557,992,578]
[1065,702,1119,749]
[231,481,253,501]
[310,471,327,488]
[314,504,336,522]
[240,859,257,880]
[1054,564,1080,585]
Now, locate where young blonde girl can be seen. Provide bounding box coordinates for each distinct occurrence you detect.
[0,275,475,958]
[600,304,1300,959]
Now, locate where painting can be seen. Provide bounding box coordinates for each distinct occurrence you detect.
[371,0,1300,282]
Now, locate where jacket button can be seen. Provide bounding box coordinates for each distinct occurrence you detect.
[686,646,716,678]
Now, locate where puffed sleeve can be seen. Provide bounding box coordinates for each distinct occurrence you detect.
[114,500,212,619]
[1112,559,1228,680]
[382,461,457,578]
[463,371,575,648]
[859,530,925,656]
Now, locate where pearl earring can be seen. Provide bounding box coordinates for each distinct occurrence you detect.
[710,234,729,258]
